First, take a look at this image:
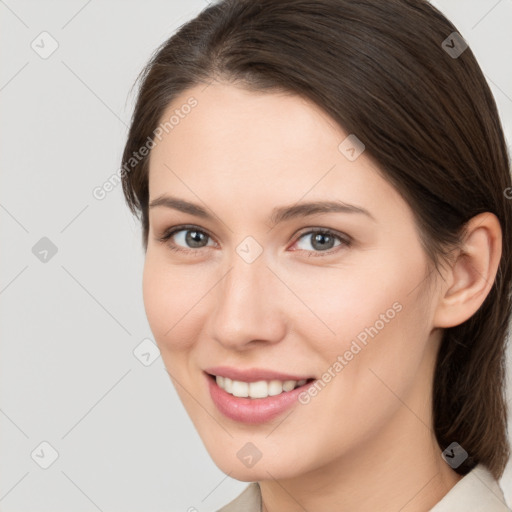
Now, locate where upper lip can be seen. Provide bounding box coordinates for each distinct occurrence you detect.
[204,366,314,383]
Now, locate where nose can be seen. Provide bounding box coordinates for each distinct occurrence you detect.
[208,252,287,351]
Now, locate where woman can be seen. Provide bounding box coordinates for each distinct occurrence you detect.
[121,0,512,510]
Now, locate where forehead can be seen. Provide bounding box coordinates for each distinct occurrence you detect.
[150,82,342,166]
[147,82,405,225]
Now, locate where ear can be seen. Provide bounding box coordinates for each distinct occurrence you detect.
[433,212,502,328]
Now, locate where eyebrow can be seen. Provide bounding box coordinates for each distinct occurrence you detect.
[148,195,376,226]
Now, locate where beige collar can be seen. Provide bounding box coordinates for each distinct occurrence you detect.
[217,464,511,512]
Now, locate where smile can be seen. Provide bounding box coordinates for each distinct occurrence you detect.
[205,371,316,424]
[213,375,309,398]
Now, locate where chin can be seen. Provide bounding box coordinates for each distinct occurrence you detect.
[203,439,309,482]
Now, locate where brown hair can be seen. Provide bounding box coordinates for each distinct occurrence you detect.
[121,0,512,479]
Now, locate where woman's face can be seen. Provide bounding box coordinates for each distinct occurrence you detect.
[144,82,442,480]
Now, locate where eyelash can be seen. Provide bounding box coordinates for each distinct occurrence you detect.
[156,224,352,257]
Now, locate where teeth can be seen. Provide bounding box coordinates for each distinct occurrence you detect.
[268,380,283,396]
[214,375,308,399]
[282,380,296,392]
[224,377,233,393]
[232,380,249,397]
[249,380,268,398]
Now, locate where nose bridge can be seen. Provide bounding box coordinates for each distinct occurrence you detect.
[209,246,285,348]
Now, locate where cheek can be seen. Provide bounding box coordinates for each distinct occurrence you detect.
[291,248,431,388]
[319,269,431,416]
[279,255,417,348]
[142,251,204,352]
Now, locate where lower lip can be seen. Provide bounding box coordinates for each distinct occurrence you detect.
[206,373,313,424]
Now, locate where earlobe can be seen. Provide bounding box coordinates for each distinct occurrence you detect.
[433,212,502,328]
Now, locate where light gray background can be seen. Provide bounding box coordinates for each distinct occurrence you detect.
[1,1,511,510]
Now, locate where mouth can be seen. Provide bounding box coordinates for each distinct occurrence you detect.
[206,372,315,399]
[205,371,316,424]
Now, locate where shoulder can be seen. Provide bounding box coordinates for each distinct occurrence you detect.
[429,464,511,511]
[216,482,261,512]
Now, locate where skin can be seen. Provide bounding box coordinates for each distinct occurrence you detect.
[143,81,502,512]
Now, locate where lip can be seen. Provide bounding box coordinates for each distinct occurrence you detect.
[204,371,315,424]
[204,366,314,383]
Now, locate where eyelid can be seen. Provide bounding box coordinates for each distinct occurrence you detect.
[294,226,352,244]
[157,224,218,249]
[290,227,352,256]
[156,224,352,255]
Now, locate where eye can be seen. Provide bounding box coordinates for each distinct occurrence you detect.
[157,225,351,257]
[291,229,351,257]
[157,225,216,253]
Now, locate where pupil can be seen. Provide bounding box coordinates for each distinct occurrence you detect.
[313,233,333,250]
[187,230,206,248]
